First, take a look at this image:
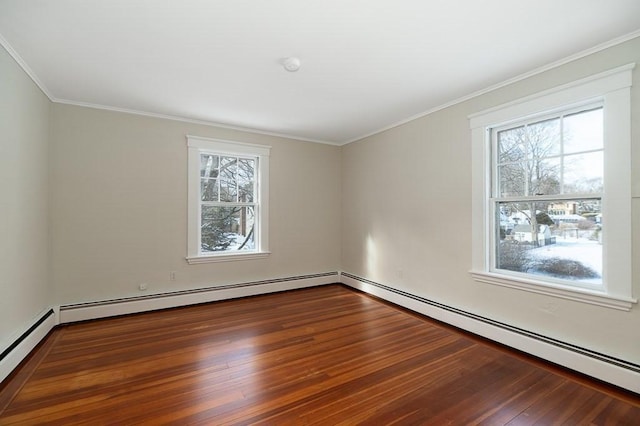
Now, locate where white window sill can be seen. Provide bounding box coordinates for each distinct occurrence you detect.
[470,270,636,311]
[186,251,271,264]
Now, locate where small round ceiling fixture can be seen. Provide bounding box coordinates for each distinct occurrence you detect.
[282,57,301,72]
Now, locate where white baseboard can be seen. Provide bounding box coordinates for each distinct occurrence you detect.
[340,272,640,394]
[59,272,339,323]
[6,272,636,395]
[1,273,339,385]
[0,309,57,383]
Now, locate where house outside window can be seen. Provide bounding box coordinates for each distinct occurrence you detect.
[186,136,270,264]
[493,106,603,284]
[469,64,636,310]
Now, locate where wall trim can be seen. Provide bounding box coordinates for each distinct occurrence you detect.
[4,272,636,393]
[2,273,338,383]
[340,271,640,394]
[0,33,54,100]
[3,24,638,147]
[344,30,640,145]
[53,99,340,146]
[0,309,56,383]
[59,272,339,323]
[0,34,336,146]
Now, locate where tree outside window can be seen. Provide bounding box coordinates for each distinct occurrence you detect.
[200,154,257,253]
[493,107,603,283]
[187,136,270,263]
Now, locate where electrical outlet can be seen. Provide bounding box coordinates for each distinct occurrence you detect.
[170,271,176,281]
[138,283,148,291]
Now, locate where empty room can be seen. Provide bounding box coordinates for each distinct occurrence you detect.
[1,1,639,424]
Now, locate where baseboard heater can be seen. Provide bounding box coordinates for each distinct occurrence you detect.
[340,271,640,394]
[1,273,339,384]
[4,272,637,393]
[0,309,57,383]
[59,272,340,323]
[0,309,54,363]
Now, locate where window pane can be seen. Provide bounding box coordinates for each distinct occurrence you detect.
[498,159,560,197]
[238,158,255,181]
[220,179,238,202]
[498,163,526,197]
[201,206,256,252]
[201,179,219,201]
[498,126,526,164]
[563,152,603,193]
[526,118,561,158]
[496,200,602,283]
[529,158,561,196]
[239,180,254,202]
[220,156,237,180]
[200,155,219,178]
[564,108,603,154]
[497,120,561,197]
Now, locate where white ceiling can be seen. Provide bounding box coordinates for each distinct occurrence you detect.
[1,1,639,145]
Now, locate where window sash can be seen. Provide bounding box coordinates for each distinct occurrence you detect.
[199,153,258,204]
[490,104,603,201]
[488,196,603,289]
[198,157,259,255]
[200,204,258,254]
[489,105,605,286]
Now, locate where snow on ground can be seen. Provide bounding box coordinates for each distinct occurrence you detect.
[526,236,602,282]
[226,232,254,251]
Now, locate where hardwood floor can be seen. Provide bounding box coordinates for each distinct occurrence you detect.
[1,284,638,425]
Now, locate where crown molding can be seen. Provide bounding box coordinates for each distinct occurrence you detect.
[3,26,639,147]
[342,29,640,145]
[0,32,54,100]
[0,30,339,146]
[52,98,341,146]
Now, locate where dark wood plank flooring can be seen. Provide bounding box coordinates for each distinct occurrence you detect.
[1,284,638,424]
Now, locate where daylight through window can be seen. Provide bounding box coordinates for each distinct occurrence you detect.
[187,136,270,263]
[200,154,257,253]
[493,106,603,285]
[469,64,635,310]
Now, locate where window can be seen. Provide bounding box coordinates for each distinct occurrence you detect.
[469,64,636,310]
[187,136,270,263]
[493,106,603,285]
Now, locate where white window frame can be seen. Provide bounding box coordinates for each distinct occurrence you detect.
[186,135,270,264]
[469,64,636,311]
[490,103,604,290]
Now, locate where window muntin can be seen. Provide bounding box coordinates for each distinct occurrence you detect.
[491,106,603,286]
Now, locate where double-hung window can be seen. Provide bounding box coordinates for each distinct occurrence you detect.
[469,64,636,310]
[493,105,604,284]
[187,136,270,263]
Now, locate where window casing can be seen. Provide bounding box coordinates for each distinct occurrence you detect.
[187,136,270,263]
[469,64,636,310]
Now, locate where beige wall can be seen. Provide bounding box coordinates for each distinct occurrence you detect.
[342,37,640,364]
[50,105,341,304]
[3,29,639,375]
[0,46,51,349]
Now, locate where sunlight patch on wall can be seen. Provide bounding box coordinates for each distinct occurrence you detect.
[365,234,378,280]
